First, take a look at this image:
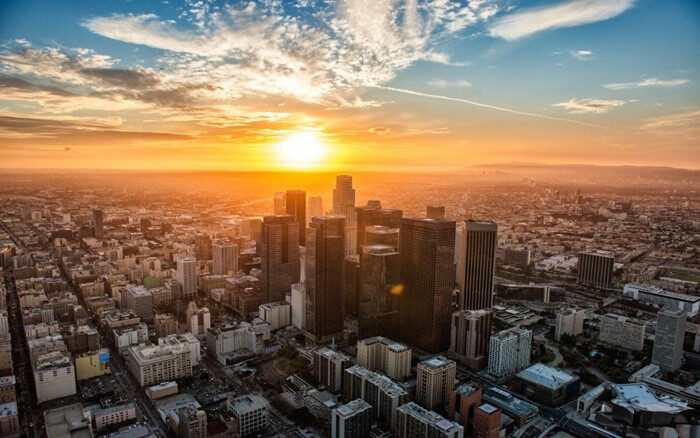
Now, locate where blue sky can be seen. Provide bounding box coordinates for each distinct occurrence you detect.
[0,0,698,170]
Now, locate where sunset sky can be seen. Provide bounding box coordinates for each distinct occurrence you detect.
[0,0,698,171]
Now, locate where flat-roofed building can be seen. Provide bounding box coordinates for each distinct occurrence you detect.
[127,342,193,386]
[226,394,269,437]
[447,383,481,431]
[513,364,580,407]
[75,349,110,380]
[93,403,136,430]
[34,351,77,403]
[124,285,154,323]
[417,356,456,410]
[356,336,411,381]
[44,403,92,438]
[623,283,699,317]
[487,328,532,377]
[396,402,463,438]
[342,365,410,430]
[146,381,178,401]
[599,313,646,351]
[0,376,15,403]
[652,308,686,372]
[555,308,585,341]
[577,251,614,288]
[472,403,500,438]
[314,347,351,392]
[258,301,291,330]
[0,402,19,438]
[331,398,372,438]
[449,309,491,370]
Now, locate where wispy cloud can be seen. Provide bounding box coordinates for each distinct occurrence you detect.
[377,86,610,128]
[552,98,625,113]
[570,50,593,60]
[488,0,635,40]
[643,110,700,130]
[603,77,690,90]
[427,79,472,88]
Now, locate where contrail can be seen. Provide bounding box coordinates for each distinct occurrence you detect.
[374,85,610,129]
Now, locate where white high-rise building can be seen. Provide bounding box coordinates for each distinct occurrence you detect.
[186,302,211,337]
[487,328,532,377]
[555,308,585,341]
[176,256,197,299]
[290,283,306,330]
[652,308,686,372]
[332,175,357,256]
[212,242,238,276]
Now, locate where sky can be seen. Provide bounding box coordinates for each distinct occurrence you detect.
[0,0,698,171]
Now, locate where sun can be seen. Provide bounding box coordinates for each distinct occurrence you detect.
[274,131,326,169]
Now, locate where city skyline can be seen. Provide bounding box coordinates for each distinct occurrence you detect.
[1,0,698,171]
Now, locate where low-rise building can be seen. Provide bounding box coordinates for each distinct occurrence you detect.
[93,403,136,430]
[226,394,269,437]
[146,381,178,401]
[34,352,77,403]
[0,402,19,438]
[623,283,699,317]
[44,403,92,438]
[75,349,110,380]
[513,363,580,407]
[127,342,193,386]
[258,301,291,330]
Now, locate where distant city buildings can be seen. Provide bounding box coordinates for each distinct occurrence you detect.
[212,241,238,275]
[332,175,357,256]
[176,256,197,300]
[285,190,306,246]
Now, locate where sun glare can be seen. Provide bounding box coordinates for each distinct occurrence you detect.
[274,131,326,169]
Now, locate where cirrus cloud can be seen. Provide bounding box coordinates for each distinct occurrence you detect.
[552,98,625,114]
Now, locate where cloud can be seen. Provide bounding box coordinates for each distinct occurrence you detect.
[603,77,690,90]
[552,98,625,113]
[428,79,472,88]
[643,110,700,130]
[488,0,635,40]
[570,50,593,60]
[81,1,499,104]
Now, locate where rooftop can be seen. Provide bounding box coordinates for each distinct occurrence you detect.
[334,399,371,417]
[611,383,688,414]
[516,363,577,390]
[478,403,499,414]
[420,355,454,369]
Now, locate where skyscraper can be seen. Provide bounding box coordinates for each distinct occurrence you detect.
[260,215,300,303]
[176,256,197,300]
[285,190,306,246]
[212,242,238,276]
[652,308,686,372]
[416,356,456,410]
[577,251,614,288]
[449,309,492,370]
[332,175,357,256]
[355,201,403,254]
[92,208,104,239]
[398,217,455,352]
[308,195,323,223]
[359,245,400,338]
[273,191,286,215]
[305,216,345,341]
[460,220,497,310]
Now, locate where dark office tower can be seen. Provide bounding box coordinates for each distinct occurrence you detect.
[286,190,306,246]
[332,175,357,255]
[344,256,360,316]
[92,208,104,239]
[359,245,400,338]
[460,220,497,311]
[427,205,445,219]
[305,216,345,342]
[365,225,400,250]
[193,233,212,261]
[260,215,300,303]
[398,217,456,352]
[355,201,403,253]
[577,251,614,288]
